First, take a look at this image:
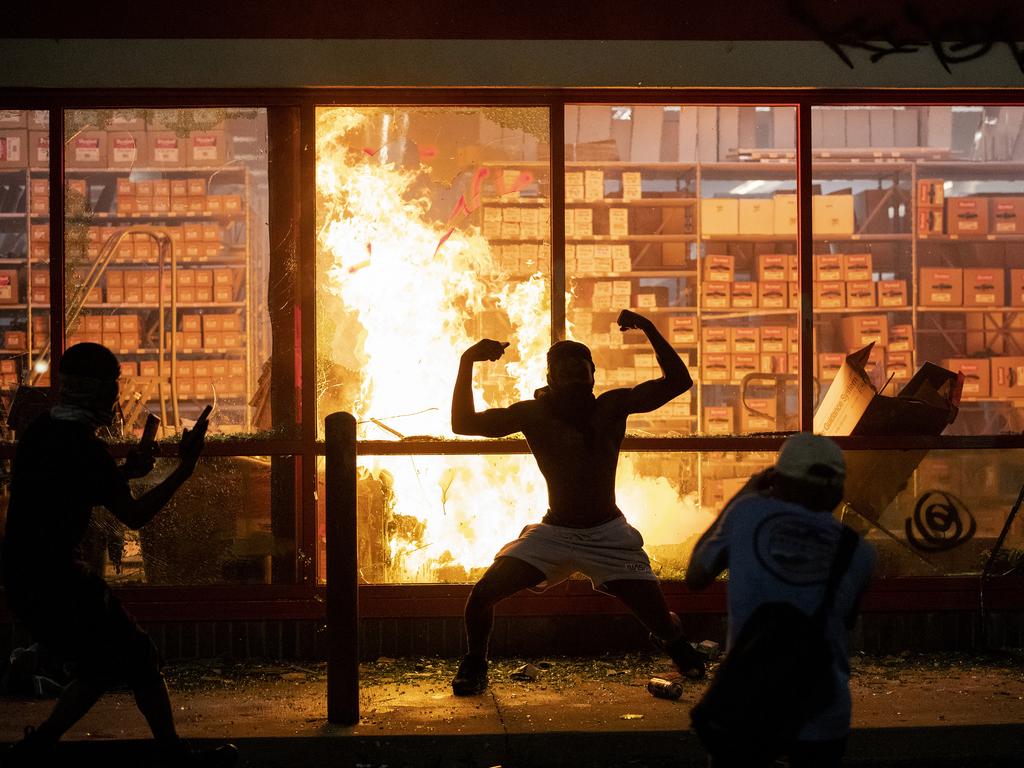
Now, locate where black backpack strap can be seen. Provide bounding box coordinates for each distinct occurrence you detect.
[813,526,860,622]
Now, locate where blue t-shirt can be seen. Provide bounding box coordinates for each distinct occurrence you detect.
[690,492,876,741]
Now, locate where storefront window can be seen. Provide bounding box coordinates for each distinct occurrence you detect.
[315,106,552,439]
[62,108,276,439]
[0,109,51,441]
[564,105,799,436]
[812,105,1024,437]
[112,455,286,585]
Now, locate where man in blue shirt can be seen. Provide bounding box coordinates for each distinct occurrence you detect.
[687,433,876,768]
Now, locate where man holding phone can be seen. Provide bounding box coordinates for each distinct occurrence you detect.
[1,343,231,766]
[449,310,705,696]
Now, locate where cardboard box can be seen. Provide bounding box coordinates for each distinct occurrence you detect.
[0,110,25,128]
[814,280,845,309]
[840,314,889,349]
[759,326,787,353]
[176,377,195,399]
[634,286,668,309]
[843,253,873,282]
[149,132,188,166]
[0,269,19,304]
[990,197,1024,233]
[28,131,48,168]
[740,397,777,432]
[194,286,213,303]
[669,316,697,345]
[220,314,242,332]
[878,279,908,307]
[702,353,731,382]
[812,194,854,235]
[773,194,797,235]
[4,331,26,350]
[758,254,790,282]
[83,315,103,333]
[108,132,145,168]
[704,405,734,435]
[204,333,223,349]
[107,111,146,131]
[731,353,759,383]
[222,194,242,213]
[182,314,202,332]
[917,206,944,236]
[949,197,991,236]
[703,254,734,282]
[189,131,227,167]
[886,351,913,384]
[818,352,844,382]
[0,130,27,169]
[964,268,1005,307]
[65,131,106,168]
[702,327,730,354]
[991,357,1024,399]
[139,360,159,378]
[756,281,786,309]
[738,198,774,235]
[918,179,945,207]
[700,198,739,236]
[943,357,990,398]
[1011,269,1024,307]
[731,281,757,308]
[702,282,731,309]
[731,327,760,353]
[889,325,915,352]
[846,280,876,308]
[814,254,844,281]
[920,267,963,306]
[195,376,215,399]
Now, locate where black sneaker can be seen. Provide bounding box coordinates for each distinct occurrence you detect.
[451,654,488,696]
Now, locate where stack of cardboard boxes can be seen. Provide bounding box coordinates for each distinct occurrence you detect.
[916,180,1024,237]
[700,193,855,237]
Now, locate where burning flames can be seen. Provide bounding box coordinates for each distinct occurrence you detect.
[315,107,713,583]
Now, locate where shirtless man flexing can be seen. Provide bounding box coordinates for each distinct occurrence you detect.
[450,309,705,695]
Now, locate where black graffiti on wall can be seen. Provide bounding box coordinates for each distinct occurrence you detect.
[905,490,977,552]
[791,1,1024,74]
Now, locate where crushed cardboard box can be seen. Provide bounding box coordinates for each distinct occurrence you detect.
[814,343,961,522]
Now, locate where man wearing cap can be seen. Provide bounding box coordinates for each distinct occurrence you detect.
[1,343,235,766]
[449,309,704,696]
[686,433,876,768]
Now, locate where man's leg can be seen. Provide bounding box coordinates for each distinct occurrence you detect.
[30,677,105,745]
[602,579,704,678]
[465,556,545,658]
[453,556,544,695]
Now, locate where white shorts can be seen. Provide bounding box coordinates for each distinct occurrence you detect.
[495,515,657,591]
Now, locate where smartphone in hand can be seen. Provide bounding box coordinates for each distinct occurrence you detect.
[140,413,160,450]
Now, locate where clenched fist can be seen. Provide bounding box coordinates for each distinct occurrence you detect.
[463,339,510,363]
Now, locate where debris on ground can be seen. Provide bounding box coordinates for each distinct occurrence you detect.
[510,663,541,681]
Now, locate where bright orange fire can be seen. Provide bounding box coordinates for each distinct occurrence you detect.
[316,107,714,583]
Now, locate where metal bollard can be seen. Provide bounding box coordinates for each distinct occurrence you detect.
[326,411,359,725]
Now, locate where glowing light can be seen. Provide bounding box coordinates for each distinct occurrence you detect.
[315,107,712,583]
[33,360,49,374]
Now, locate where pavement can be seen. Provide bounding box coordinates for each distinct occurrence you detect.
[1,653,1023,767]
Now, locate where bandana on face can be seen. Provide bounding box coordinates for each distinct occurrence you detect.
[51,372,118,428]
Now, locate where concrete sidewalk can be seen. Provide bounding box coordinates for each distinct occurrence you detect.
[1,653,1023,766]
